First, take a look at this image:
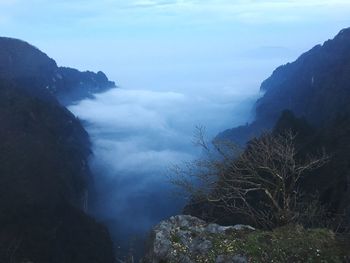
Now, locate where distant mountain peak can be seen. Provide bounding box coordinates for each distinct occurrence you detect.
[219,26,350,143]
[336,27,350,37]
[0,37,115,104]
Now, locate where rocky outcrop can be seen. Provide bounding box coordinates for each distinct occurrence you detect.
[143,215,253,263]
[56,67,115,104]
[144,215,348,263]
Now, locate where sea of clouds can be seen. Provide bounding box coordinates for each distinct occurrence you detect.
[69,83,259,255]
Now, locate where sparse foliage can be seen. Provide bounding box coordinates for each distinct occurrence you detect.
[171,127,329,229]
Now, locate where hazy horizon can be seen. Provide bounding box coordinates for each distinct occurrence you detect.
[1,1,350,91]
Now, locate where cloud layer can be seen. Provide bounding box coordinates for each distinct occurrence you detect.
[70,86,257,175]
[69,85,258,256]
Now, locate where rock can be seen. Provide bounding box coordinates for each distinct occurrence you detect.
[216,255,248,263]
[232,224,255,231]
[206,223,255,234]
[143,215,254,263]
[143,215,348,262]
[191,239,212,254]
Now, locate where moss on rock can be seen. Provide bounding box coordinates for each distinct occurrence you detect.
[144,215,349,263]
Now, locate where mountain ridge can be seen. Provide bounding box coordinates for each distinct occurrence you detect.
[219,27,350,143]
[184,27,350,230]
[0,36,116,104]
[0,38,115,262]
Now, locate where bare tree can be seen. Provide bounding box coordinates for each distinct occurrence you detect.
[171,127,329,229]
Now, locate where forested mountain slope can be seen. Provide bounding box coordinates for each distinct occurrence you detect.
[219,27,350,143]
[0,39,115,262]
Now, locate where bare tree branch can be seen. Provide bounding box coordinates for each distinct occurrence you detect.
[171,130,329,229]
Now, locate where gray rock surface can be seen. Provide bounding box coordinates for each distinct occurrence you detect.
[215,255,247,263]
[143,215,254,263]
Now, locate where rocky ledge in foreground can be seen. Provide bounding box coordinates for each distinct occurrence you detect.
[143,215,349,263]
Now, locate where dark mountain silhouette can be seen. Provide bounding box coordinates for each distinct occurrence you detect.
[0,38,115,262]
[219,27,350,143]
[274,111,350,223]
[0,37,115,104]
[187,28,350,229]
[188,110,350,230]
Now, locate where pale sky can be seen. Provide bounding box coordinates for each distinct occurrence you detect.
[0,0,349,90]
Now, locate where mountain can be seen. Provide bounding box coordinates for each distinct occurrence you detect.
[219,27,350,143]
[56,67,115,104]
[0,37,115,104]
[0,39,115,262]
[186,28,350,229]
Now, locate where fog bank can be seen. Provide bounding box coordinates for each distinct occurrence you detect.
[69,81,259,256]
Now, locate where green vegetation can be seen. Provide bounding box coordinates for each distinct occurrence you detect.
[169,225,349,263]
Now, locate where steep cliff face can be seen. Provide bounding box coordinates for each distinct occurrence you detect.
[0,82,89,213]
[219,27,350,144]
[192,28,350,231]
[0,80,114,263]
[0,39,115,262]
[56,67,114,104]
[0,37,115,104]
[257,27,350,127]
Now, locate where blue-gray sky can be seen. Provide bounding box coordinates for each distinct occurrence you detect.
[1,0,350,90]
